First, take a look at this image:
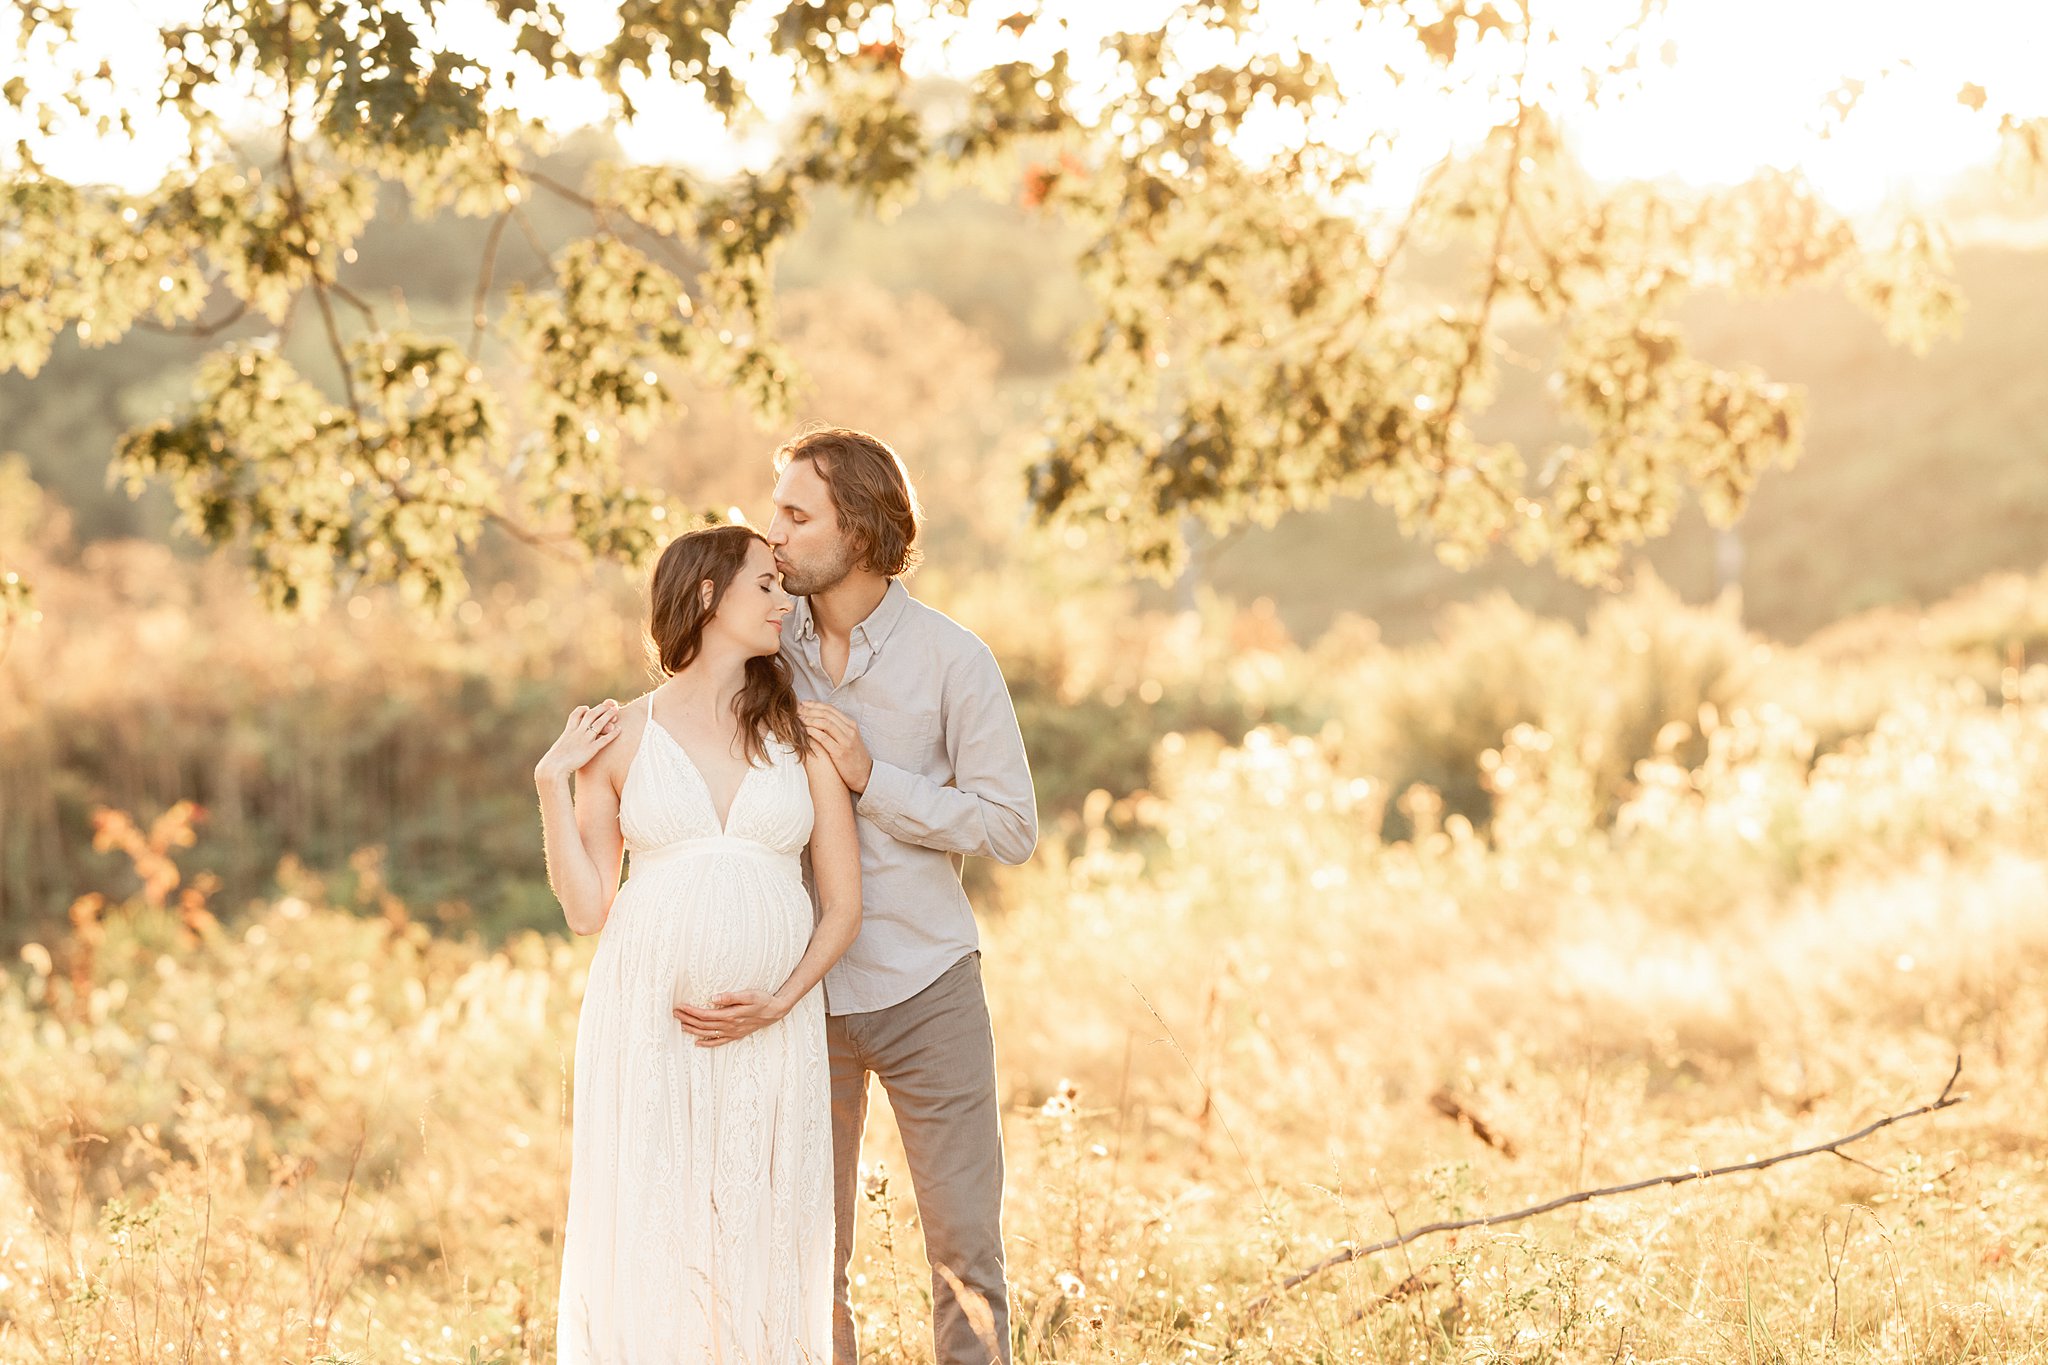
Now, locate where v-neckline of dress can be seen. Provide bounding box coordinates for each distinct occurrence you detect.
[644,710,758,837]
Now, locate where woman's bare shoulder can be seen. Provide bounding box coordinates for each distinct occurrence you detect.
[585,693,654,789]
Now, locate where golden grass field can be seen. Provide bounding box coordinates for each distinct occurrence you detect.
[5,650,2047,1364]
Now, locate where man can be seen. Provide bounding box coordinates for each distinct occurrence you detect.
[766,426,1037,1365]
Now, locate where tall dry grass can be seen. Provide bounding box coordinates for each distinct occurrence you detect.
[4,652,2046,1362]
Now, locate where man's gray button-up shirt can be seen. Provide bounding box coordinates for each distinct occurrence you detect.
[782,580,1039,1015]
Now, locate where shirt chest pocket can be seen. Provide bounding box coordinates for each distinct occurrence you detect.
[858,706,940,770]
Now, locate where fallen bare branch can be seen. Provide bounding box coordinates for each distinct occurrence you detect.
[1429,1087,1520,1159]
[1345,1271,1435,1325]
[1245,1056,1966,1320]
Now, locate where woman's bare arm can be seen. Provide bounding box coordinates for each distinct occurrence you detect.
[768,748,864,1010]
[675,746,862,1044]
[536,701,627,936]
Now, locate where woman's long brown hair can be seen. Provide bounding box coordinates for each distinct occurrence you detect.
[647,524,807,765]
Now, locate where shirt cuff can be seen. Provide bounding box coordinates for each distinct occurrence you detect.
[857,759,913,825]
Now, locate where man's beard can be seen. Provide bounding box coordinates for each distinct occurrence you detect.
[779,541,858,597]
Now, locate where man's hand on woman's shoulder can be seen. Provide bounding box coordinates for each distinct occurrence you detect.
[800,701,874,793]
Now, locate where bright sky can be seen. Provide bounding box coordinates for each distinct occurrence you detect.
[1571,0,2045,214]
[4,0,2043,220]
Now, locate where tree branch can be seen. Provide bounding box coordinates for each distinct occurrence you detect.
[1244,1056,1967,1321]
[1362,154,1452,320]
[527,164,709,281]
[484,508,585,565]
[1438,29,1534,439]
[1515,192,1576,313]
[511,203,552,267]
[275,2,365,423]
[470,208,513,360]
[306,257,361,423]
[1423,10,1536,523]
[526,166,604,218]
[135,300,250,339]
[326,277,376,324]
[1346,1271,1433,1326]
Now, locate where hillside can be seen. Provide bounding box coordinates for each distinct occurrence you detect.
[1203,244,2048,642]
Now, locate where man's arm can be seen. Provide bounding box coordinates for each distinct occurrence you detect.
[858,642,1038,865]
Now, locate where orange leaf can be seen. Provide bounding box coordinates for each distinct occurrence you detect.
[1022,163,1059,208]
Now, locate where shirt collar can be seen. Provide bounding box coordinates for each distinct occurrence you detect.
[792,579,909,649]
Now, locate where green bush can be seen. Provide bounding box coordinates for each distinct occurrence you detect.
[1326,576,1762,837]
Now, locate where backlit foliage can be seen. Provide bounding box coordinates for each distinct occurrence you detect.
[5,0,2042,604]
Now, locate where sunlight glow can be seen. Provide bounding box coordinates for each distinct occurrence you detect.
[1570,0,2048,213]
[4,0,2043,219]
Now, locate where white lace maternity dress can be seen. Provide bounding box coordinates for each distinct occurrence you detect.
[556,701,831,1363]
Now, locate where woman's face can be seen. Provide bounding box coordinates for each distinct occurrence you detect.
[705,538,794,659]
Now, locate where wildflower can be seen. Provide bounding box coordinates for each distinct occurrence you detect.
[1040,1078,1080,1120]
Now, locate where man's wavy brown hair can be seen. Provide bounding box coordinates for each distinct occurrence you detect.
[646,524,807,765]
[774,426,923,578]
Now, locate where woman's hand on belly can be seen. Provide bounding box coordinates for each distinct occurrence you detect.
[673,990,790,1047]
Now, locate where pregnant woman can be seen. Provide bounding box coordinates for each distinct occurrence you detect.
[534,524,862,1363]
